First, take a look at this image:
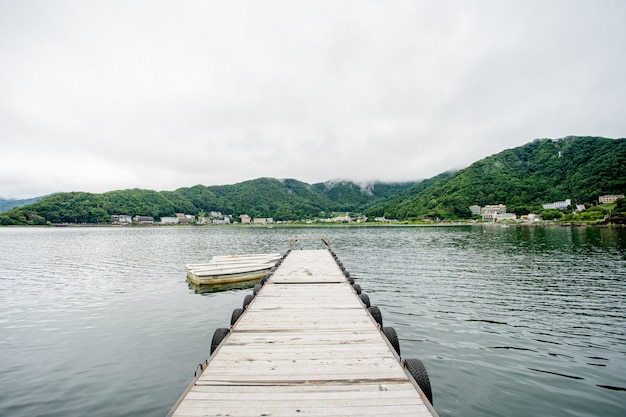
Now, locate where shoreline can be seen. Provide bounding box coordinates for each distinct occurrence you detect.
[1,220,623,229]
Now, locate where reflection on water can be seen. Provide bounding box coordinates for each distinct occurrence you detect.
[0,225,624,417]
[187,279,259,294]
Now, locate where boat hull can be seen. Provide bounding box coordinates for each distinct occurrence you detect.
[186,267,270,285]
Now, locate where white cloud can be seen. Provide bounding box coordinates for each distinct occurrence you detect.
[1,0,625,199]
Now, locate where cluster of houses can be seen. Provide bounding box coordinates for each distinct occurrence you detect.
[110,194,624,226]
[471,194,624,223]
[111,211,231,225]
[239,214,273,225]
[199,211,232,225]
[318,214,368,223]
[111,215,152,225]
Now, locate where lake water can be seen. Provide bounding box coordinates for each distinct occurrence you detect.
[0,225,624,417]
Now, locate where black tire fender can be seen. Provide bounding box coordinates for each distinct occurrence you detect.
[367,306,383,327]
[230,308,244,326]
[404,358,433,405]
[242,294,254,309]
[359,293,371,308]
[210,327,230,354]
[382,326,400,356]
[253,284,262,295]
[353,284,362,294]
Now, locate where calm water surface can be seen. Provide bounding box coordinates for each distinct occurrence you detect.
[0,226,624,416]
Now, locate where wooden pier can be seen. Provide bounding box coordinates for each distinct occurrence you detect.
[169,248,437,417]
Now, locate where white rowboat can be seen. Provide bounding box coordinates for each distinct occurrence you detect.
[186,253,281,285]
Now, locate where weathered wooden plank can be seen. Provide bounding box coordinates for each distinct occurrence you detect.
[222,331,386,347]
[197,363,405,380]
[188,381,418,393]
[174,403,432,417]
[215,343,391,356]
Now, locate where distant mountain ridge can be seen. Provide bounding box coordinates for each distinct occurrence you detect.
[0,195,51,213]
[0,178,414,225]
[1,136,624,225]
[365,136,626,219]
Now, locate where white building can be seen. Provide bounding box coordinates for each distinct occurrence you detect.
[111,215,132,224]
[332,215,352,222]
[496,213,517,221]
[521,214,538,222]
[542,199,572,210]
[483,204,507,214]
[253,218,274,225]
[133,216,154,224]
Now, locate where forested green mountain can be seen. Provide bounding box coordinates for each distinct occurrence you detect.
[1,136,624,226]
[311,180,415,212]
[366,136,626,220]
[0,178,412,225]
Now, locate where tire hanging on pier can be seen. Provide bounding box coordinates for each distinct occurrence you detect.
[210,328,230,354]
[230,308,244,326]
[382,326,400,356]
[367,306,383,327]
[242,294,254,309]
[404,358,433,405]
[359,293,371,308]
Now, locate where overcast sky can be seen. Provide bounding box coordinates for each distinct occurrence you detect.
[1,1,625,199]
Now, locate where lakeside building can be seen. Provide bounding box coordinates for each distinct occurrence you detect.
[240,214,251,224]
[542,199,571,210]
[484,204,507,214]
[374,217,398,223]
[133,216,154,225]
[495,213,517,221]
[520,214,539,222]
[599,194,624,204]
[161,217,179,224]
[320,214,352,223]
[471,204,508,221]
[111,215,132,224]
[198,212,231,224]
[253,218,274,225]
[175,213,195,224]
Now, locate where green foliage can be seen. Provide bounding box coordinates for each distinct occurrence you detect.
[311,180,413,212]
[539,209,564,220]
[365,172,455,219]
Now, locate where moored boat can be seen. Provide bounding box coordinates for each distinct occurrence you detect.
[186,253,281,285]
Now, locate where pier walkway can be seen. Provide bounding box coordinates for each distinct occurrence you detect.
[169,249,436,417]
